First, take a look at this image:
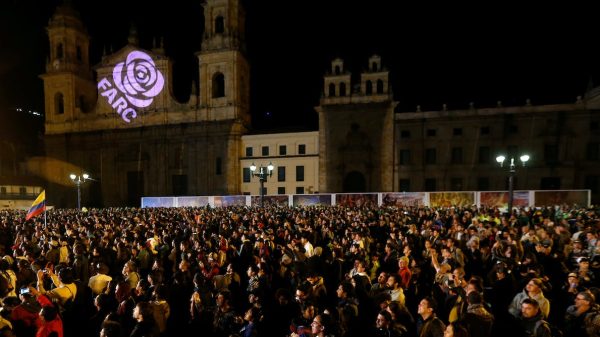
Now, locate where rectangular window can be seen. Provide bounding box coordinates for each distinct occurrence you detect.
[479,146,490,164]
[585,175,599,194]
[425,148,437,165]
[450,178,463,191]
[296,186,304,194]
[279,145,287,156]
[278,166,286,182]
[509,125,519,134]
[19,187,26,195]
[424,178,436,192]
[215,157,222,175]
[262,146,269,156]
[540,177,561,190]
[399,149,411,165]
[591,121,599,131]
[278,187,286,194]
[172,175,188,195]
[427,129,437,137]
[243,168,251,183]
[544,144,559,164]
[453,128,463,136]
[478,177,490,191]
[0,187,5,194]
[480,126,490,135]
[296,166,305,182]
[451,147,463,164]
[245,147,253,157]
[401,130,411,139]
[298,144,306,155]
[399,179,410,192]
[587,142,599,161]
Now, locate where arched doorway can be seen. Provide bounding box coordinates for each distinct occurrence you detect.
[343,171,366,192]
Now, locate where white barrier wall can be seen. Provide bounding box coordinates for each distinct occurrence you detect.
[142,190,591,209]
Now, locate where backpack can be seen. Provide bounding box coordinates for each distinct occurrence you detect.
[534,320,563,337]
[584,309,600,337]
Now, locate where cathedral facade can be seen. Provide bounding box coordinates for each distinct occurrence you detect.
[42,0,250,207]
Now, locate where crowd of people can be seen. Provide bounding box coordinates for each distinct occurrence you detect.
[0,203,597,337]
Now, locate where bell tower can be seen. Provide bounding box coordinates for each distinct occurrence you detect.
[40,2,95,129]
[197,0,250,125]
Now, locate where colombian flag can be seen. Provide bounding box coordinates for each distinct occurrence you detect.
[26,190,45,221]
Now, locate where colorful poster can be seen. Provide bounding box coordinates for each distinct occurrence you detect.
[177,196,209,207]
[251,195,289,207]
[534,190,589,207]
[429,192,475,208]
[335,193,378,207]
[292,194,332,206]
[213,196,247,207]
[480,191,529,208]
[141,197,175,208]
[382,192,426,207]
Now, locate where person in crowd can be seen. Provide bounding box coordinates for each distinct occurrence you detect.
[443,322,469,337]
[88,263,112,296]
[517,298,551,337]
[564,290,600,337]
[416,297,445,337]
[374,309,405,337]
[130,302,159,337]
[508,278,550,319]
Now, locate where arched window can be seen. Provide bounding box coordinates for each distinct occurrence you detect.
[372,62,377,71]
[335,65,341,75]
[328,83,336,97]
[212,72,225,98]
[55,92,64,114]
[377,79,384,94]
[365,81,373,95]
[76,46,82,61]
[340,82,346,97]
[215,16,225,34]
[57,43,64,59]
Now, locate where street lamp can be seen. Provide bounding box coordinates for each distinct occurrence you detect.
[69,173,90,209]
[496,154,529,214]
[249,162,274,207]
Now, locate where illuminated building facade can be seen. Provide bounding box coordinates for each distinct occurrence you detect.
[41,1,600,207]
[41,0,249,207]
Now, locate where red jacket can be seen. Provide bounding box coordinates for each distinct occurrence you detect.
[36,295,63,337]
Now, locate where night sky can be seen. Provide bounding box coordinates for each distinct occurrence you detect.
[1,0,599,138]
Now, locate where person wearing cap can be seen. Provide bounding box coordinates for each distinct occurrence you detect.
[568,238,590,269]
[564,290,599,337]
[508,278,550,319]
[576,256,596,287]
[562,272,585,298]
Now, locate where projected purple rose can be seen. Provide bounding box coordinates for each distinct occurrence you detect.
[98,50,165,123]
[113,51,164,108]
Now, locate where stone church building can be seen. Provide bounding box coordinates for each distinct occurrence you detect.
[41,0,600,207]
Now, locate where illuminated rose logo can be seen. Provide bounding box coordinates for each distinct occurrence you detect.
[113,51,164,108]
